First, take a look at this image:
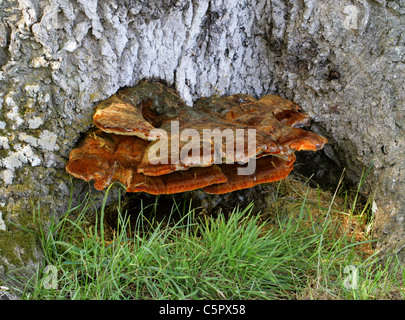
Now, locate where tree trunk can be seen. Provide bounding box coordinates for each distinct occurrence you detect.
[0,0,404,287]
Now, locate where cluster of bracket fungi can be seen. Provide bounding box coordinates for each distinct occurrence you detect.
[66,80,327,195]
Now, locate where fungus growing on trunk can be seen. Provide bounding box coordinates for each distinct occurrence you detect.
[93,81,186,139]
[202,155,296,194]
[66,81,327,194]
[66,129,228,194]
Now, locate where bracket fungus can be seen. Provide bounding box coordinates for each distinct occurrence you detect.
[66,80,327,195]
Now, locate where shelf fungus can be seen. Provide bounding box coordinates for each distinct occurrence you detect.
[66,80,327,194]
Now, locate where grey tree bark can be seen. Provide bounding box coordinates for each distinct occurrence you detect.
[0,0,404,288]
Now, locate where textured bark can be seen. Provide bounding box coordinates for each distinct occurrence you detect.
[0,0,404,286]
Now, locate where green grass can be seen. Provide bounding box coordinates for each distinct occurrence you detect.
[6,177,405,300]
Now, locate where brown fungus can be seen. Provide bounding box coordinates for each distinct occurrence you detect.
[136,107,273,176]
[137,93,326,177]
[193,94,327,153]
[202,155,296,194]
[66,129,228,194]
[93,81,186,139]
[66,81,327,195]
